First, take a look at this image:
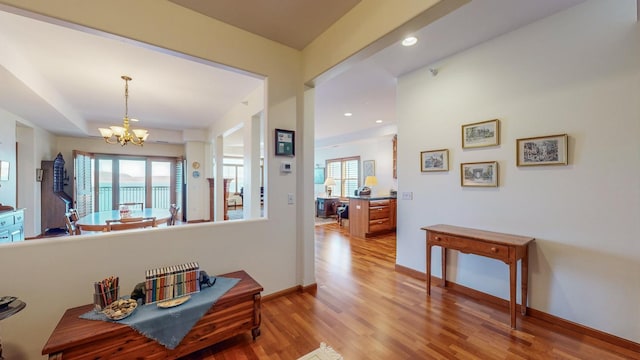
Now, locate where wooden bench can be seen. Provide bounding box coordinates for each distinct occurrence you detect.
[42,270,262,359]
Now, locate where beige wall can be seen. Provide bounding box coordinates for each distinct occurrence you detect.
[0,1,439,358]
[396,0,640,342]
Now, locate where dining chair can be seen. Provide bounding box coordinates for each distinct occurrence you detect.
[120,202,144,211]
[168,204,180,226]
[64,210,81,235]
[105,217,157,232]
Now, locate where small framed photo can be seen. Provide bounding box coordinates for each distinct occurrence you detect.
[517,134,568,166]
[462,119,500,148]
[420,149,449,172]
[275,129,295,156]
[363,160,375,177]
[461,161,498,187]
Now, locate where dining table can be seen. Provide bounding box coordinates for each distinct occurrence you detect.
[76,208,171,232]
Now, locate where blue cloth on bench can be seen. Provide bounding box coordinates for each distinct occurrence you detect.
[80,276,240,349]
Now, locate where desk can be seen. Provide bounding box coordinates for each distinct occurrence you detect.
[42,270,262,359]
[76,208,170,232]
[316,197,341,218]
[422,224,535,329]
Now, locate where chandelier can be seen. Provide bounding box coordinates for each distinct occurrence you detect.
[98,75,149,146]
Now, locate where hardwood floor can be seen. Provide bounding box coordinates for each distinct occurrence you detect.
[185,223,639,359]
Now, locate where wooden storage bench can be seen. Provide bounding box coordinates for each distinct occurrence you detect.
[42,270,262,359]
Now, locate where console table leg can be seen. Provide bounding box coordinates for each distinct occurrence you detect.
[509,262,517,329]
[441,247,447,288]
[426,244,432,296]
[521,250,529,316]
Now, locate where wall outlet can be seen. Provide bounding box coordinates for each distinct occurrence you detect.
[401,192,413,200]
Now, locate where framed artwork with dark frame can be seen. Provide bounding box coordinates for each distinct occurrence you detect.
[420,149,449,172]
[462,119,500,149]
[516,134,568,166]
[461,161,498,187]
[275,128,295,156]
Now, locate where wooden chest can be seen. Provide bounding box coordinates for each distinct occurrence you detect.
[42,270,262,359]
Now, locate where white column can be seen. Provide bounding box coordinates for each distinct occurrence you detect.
[243,113,263,219]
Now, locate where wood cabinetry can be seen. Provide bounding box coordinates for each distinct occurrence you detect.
[349,197,396,238]
[0,208,24,243]
[42,270,262,359]
[41,153,72,234]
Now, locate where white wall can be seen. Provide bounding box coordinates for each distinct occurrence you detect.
[0,109,17,207]
[397,0,639,342]
[315,134,397,197]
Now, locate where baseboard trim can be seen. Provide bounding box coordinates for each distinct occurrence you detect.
[394,264,640,352]
[263,285,301,302]
[302,283,318,293]
[262,282,318,302]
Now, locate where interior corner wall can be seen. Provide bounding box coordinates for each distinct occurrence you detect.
[396,0,639,342]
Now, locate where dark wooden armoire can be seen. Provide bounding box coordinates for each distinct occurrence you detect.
[41,153,73,235]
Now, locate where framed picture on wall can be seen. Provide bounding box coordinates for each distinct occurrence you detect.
[420,149,449,172]
[314,168,325,184]
[363,160,375,177]
[461,161,498,187]
[516,134,568,166]
[275,129,295,156]
[462,119,500,148]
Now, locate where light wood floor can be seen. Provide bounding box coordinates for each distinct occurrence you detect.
[185,223,639,359]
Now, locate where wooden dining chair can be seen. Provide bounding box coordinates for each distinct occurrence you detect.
[119,202,144,211]
[168,204,180,226]
[105,217,157,232]
[64,210,81,235]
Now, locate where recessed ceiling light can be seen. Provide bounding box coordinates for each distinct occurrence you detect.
[375,120,383,124]
[344,112,353,117]
[402,36,418,47]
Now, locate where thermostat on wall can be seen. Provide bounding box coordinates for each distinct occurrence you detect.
[280,161,292,173]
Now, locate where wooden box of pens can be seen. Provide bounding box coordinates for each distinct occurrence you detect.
[93,276,119,310]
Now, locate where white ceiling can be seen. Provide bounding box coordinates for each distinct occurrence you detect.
[0,0,589,147]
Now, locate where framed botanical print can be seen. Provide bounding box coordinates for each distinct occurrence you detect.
[363,160,375,177]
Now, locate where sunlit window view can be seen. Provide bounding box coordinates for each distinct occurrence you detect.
[118,160,146,206]
[326,157,359,197]
[77,154,181,214]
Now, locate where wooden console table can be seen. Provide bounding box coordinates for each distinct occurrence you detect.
[422,224,534,329]
[42,270,262,359]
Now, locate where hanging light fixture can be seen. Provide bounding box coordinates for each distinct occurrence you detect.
[98,75,149,146]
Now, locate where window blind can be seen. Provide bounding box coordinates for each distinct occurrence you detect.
[326,156,360,197]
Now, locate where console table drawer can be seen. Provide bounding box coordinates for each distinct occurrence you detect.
[369,218,391,233]
[369,206,390,220]
[429,233,509,261]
